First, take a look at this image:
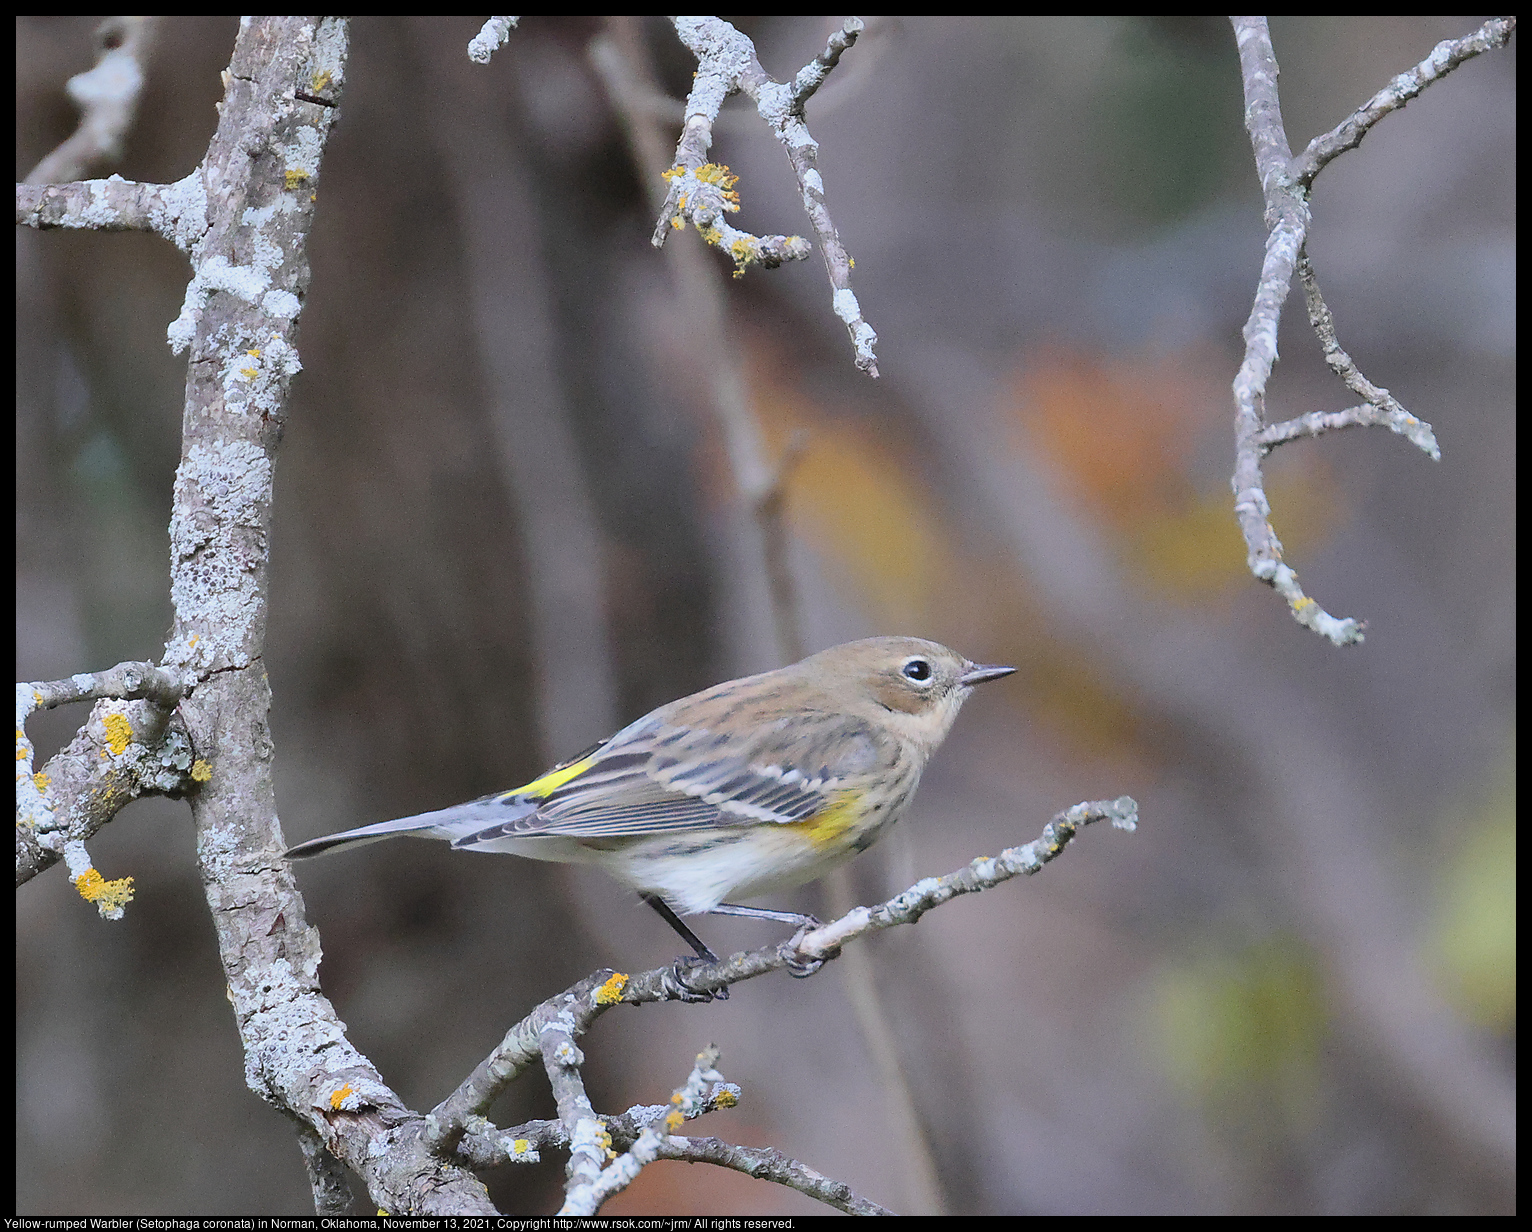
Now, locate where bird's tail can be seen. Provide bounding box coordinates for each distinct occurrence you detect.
[284,814,452,860]
[283,796,540,860]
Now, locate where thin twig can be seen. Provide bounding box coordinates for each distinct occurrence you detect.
[1286,253,1439,460]
[424,970,627,1155]
[1254,404,1437,456]
[653,1135,894,1216]
[1226,17,1508,645]
[1293,17,1516,186]
[793,797,1139,960]
[541,1017,608,1198]
[656,16,879,376]
[466,15,519,64]
[453,1079,741,1170]
[560,1046,727,1214]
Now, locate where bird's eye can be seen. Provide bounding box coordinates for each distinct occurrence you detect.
[902,658,932,683]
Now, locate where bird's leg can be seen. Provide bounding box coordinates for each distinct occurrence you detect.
[708,902,821,928]
[710,903,835,978]
[644,893,720,961]
[642,893,728,1002]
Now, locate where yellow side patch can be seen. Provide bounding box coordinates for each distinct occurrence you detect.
[515,754,599,800]
[788,790,867,850]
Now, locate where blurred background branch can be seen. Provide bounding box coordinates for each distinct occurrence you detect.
[24,15,156,185]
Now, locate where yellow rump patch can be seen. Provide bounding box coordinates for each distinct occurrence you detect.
[514,753,599,800]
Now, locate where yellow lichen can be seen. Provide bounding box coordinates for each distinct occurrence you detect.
[102,712,133,755]
[74,868,135,915]
[33,771,50,793]
[285,169,309,190]
[330,1083,355,1109]
[729,237,756,277]
[596,972,629,1005]
[713,1087,738,1108]
[191,759,213,783]
[694,163,740,207]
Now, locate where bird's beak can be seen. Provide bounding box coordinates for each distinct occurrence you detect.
[961,662,1016,687]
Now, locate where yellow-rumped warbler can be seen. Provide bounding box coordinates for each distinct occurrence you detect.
[285,637,1013,965]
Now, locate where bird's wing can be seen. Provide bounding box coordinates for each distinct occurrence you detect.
[452,712,889,844]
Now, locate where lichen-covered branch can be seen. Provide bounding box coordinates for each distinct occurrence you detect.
[451,1079,741,1171]
[178,26,492,1210]
[424,970,629,1156]
[793,797,1139,961]
[1227,16,1511,646]
[1228,16,1345,643]
[541,1016,608,1199]
[18,16,495,1215]
[560,1046,728,1215]
[466,15,519,64]
[16,663,195,910]
[16,171,208,248]
[656,16,879,376]
[15,676,196,905]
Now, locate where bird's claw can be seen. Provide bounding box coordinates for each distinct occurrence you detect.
[663,954,728,1003]
[780,920,838,978]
